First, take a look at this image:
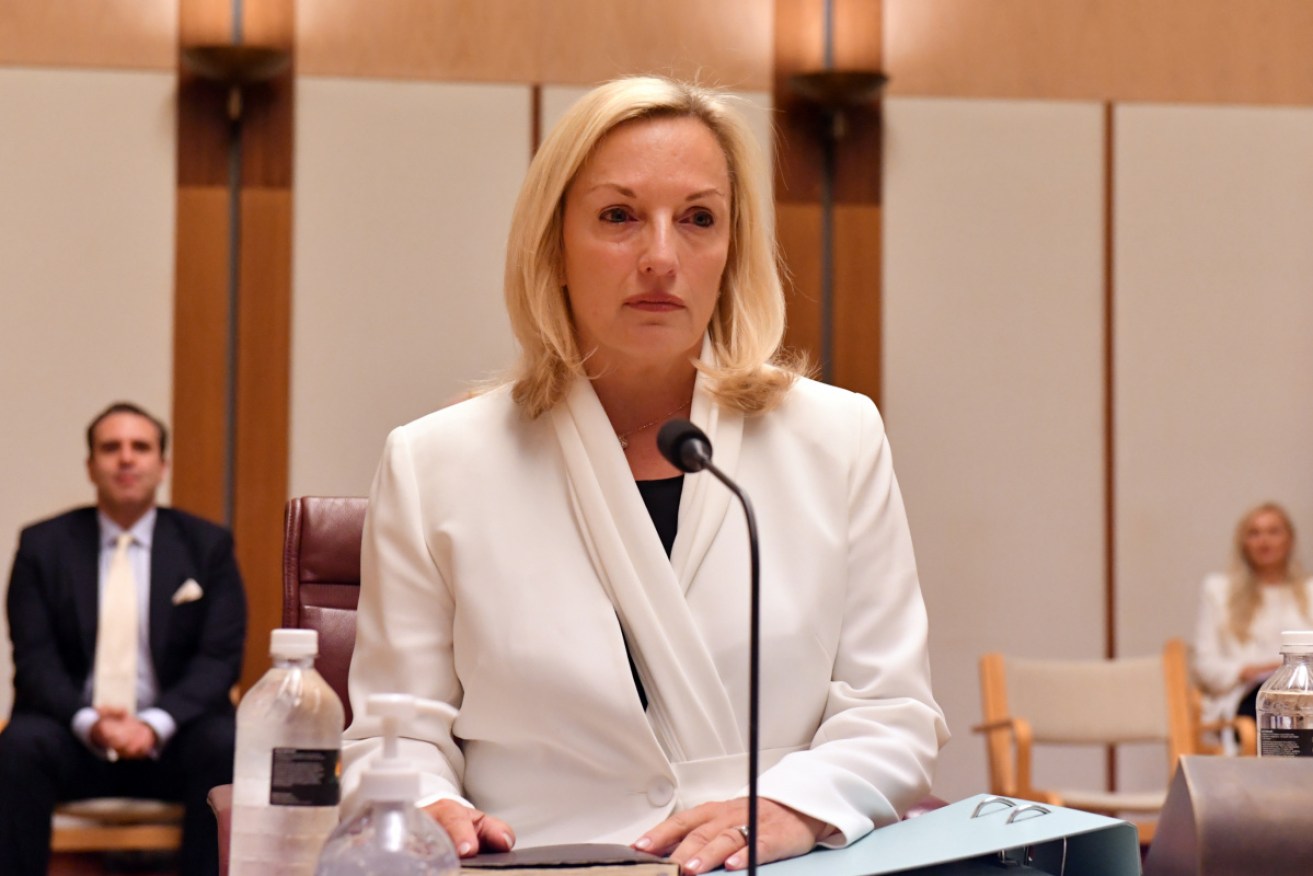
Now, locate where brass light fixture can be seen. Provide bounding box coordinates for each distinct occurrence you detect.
[181,44,290,121]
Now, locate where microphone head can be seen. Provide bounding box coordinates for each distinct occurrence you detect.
[657,418,712,473]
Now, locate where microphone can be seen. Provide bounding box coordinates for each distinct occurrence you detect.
[657,419,761,876]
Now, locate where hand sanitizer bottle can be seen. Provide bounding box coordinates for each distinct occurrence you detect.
[314,694,460,875]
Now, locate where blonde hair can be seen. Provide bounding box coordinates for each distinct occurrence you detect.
[503,76,801,418]
[1226,501,1310,643]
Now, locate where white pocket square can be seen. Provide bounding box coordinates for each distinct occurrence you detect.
[171,579,204,605]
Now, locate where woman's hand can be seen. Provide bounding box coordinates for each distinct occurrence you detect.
[634,797,830,874]
[1241,660,1281,684]
[422,799,516,857]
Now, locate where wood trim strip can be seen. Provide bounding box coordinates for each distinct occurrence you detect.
[1103,101,1118,795]
[1103,101,1116,662]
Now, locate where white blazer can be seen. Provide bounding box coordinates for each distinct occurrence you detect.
[1193,572,1313,735]
[342,370,948,849]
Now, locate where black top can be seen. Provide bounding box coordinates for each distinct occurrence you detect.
[624,476,684,710]
[637,475,684,558]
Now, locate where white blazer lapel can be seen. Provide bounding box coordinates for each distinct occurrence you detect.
[550,376,742,762]
[670,379,742,597]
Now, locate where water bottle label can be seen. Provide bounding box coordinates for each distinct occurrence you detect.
[1259,728,1313,757]
[269,747,342,806]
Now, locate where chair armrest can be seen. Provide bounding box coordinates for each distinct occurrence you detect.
[971,717,1020,734]
[1198,715,1259,756]
[1233,715,1257,756]
[207,784,233,876]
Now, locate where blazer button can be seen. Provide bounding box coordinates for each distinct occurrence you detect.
[646,777,675,807]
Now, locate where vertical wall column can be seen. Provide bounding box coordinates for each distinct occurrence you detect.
[773,0,884,402]
[175,0,294,693]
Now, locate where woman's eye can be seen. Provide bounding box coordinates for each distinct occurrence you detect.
[600,207,630,223]
[688,209,716,228]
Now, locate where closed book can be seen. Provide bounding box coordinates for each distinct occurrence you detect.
[461,842,677,875]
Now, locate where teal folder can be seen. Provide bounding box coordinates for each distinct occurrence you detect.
[757,795,1141,876]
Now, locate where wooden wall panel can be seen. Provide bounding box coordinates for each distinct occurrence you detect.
[297,0,538,82]
[774,0,884,395]
[298,0,771,89]
[233,188,293,691]
[831,204,881,400]
[886,0,1313,105]
[777,203,823,363]
[171,185,230,524]
[0,0,176,68]
[535,0,771,88]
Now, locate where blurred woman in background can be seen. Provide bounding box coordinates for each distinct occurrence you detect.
[1193,501,1313,750]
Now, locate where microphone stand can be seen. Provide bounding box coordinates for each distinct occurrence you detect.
[700,460,761,876]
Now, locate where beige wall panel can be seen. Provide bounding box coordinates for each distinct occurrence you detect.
[290,79,529,499]
[298,0,771,89]
[0,68,176,713]
[0,0,176,69]
[885,0,1313,105]
[882,97,1105,800]
[1114,103,1313,659]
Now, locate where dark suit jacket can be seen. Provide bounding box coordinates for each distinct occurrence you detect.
[6,506,247,733]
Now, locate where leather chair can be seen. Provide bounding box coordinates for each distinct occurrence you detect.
[210,496,366,875]
[280,495,368,726]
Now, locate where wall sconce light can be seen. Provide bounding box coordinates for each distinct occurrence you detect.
[181,44,290,121]
[788,69,888,140]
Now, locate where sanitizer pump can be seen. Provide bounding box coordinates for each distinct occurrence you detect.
[314,694,461,875]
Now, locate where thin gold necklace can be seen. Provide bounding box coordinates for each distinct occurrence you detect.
[616,400,691,449]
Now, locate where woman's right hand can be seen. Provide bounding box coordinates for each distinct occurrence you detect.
[422,799,516,858]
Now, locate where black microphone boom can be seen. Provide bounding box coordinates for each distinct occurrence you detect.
[656,418,762,876]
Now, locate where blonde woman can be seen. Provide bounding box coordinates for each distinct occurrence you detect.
[1193,502,1313,748]
[341,77,948,873]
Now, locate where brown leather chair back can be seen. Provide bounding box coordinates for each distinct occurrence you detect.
[282,496,368,726]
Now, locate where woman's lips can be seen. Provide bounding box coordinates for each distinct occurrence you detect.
[625,293,684,311]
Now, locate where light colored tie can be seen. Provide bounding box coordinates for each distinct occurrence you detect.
[93,532,138,712]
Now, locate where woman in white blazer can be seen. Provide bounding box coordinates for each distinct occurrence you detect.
[1193,502,1313,749]
[342,76,948,874]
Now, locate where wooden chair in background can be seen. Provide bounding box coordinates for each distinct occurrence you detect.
[974,639,1199,845]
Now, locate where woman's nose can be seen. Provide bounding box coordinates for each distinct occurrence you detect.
[638,222,676,274]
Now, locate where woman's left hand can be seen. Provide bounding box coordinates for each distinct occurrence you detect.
[634,797,830,874]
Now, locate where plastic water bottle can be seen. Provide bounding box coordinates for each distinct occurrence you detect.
[231,629,346,875]
[315,694,459,876]
[1257,629,1313,757]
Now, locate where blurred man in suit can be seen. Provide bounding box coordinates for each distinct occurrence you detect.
[0,401,247,876]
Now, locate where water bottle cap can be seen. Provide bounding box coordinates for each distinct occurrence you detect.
[1279,630,1313,653]
[270,628,318,659]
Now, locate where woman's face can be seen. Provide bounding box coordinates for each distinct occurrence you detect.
[561,115,731,375]
[1242,509,1293,576]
